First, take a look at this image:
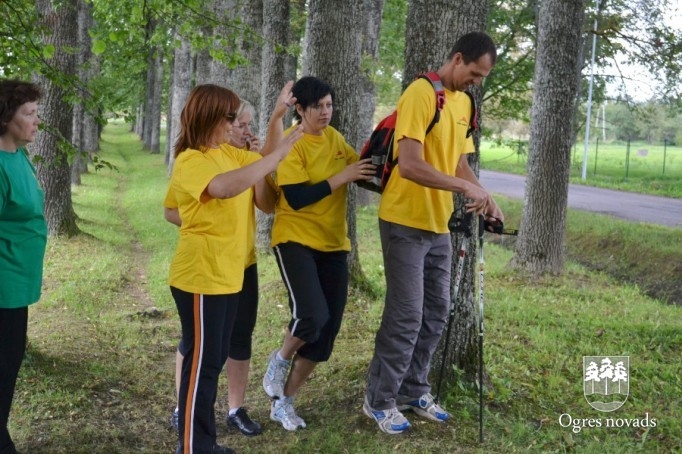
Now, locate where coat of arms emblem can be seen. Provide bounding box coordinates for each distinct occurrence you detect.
[583,356,629,412]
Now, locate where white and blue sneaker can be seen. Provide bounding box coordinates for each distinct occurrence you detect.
[363,396,411,434]
[263,349,290,399]
[270,396,306,431]
[397,392,449,422]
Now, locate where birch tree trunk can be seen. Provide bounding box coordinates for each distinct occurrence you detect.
[33,0,79,237]
[511,0,585,274]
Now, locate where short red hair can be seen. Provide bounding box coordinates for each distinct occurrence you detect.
[174,84,240,157]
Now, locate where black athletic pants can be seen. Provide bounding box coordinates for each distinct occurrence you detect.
[0,307,27,454]
[171,288,239,453]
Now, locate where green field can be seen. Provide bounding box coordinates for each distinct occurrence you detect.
[481,139,682,197]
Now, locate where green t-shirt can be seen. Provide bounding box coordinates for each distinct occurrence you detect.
[0,148,47,308]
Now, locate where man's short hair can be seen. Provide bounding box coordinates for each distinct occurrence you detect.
[447,32,497,65]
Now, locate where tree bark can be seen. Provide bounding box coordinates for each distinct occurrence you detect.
[256,0,291,252]
[302,0,366,287]
[71,0,96,185]
[356,0,385,208]
[221,0,263,130]
[168,36,193,173]
[402,0,490,386]
[33,0,80,237]
[149,49,163,154]
[511,0,585,274]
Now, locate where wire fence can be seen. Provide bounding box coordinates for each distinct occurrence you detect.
[484,138,680,180]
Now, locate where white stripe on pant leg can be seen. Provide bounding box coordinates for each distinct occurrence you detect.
[274,245,301,335]
[189,295,204,454]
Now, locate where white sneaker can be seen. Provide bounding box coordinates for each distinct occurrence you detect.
[362,396,410,434]
[270,397,306,431]
[397,392,449,422]
[263,349,290,399]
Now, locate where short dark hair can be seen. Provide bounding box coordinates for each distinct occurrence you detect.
[291,76,335,122]
[447,31,497,65]
[0,80,42,136]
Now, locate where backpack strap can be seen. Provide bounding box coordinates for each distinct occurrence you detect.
[418,71,446,134]
[463,90,479,138]
[391,72,446,171]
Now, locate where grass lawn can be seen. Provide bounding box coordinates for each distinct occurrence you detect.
[9,122,682,453]
[481,139,682,198]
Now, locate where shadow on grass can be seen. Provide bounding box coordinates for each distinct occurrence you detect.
[14,343,177,453]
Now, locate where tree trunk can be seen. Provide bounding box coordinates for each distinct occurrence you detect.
[402,0,490,387]
[33,0,80,237]
[168,36,193,173]
[511,0,585,274]
[165,51,174,166]
[71,0,94,185]
[356,0,385,208]
[142,17,155,148]
[257,0,291,252]
[303,0,366,288]
[222,0,263,131]
[149,49,163,154]
[194,49,213,86]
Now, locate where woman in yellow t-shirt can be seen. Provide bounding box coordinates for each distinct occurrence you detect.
[168,100,268,437]
[165,83,301,454]
[262,76,375,431]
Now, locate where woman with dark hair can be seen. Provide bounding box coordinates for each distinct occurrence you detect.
[262,76,375,431]
[165,83,301,454]
[0,79,46,454]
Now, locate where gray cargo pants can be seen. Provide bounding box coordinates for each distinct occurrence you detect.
[366,219,452,410]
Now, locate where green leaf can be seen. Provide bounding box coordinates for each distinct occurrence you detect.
[43,44,55,59]
[92,40,106,55]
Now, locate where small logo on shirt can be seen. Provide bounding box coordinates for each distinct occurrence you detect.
[334,150,345,160]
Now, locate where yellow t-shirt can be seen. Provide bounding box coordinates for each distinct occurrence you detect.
[164,145,257,268]
[379,78,474,233]
[164,145,260,295]
[271,125,358,252]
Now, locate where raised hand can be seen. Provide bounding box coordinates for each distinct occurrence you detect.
[274,125,304,161]
[273,81,297,118]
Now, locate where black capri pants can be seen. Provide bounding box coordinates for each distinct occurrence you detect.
[229,263,258,360]
[273,242,349,362]
[177,264,258,361]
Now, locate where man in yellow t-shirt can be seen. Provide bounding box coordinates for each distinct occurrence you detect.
[364,32,504,435]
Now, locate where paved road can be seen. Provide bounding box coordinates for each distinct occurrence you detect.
[479,170,682,228]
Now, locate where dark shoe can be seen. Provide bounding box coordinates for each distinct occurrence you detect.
[175,443,235,454]
[227,407,262,436]
[210,444,235,454]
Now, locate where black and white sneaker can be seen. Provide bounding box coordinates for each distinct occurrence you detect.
[227,407,262,436]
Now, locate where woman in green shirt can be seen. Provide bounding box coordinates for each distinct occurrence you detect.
[0,79,47,454]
